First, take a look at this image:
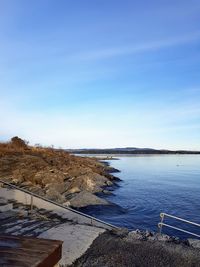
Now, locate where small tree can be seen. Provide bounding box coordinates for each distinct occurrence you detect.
[11,136,28,149]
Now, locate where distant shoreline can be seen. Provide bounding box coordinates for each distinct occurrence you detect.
[67,148,200,155]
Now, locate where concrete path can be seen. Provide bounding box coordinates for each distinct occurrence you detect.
[39,223,105,266]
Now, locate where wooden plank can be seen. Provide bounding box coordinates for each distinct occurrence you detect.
[0,235,63,267]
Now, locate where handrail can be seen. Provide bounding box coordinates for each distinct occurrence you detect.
[0,179,118,229]
[158,212,200,238]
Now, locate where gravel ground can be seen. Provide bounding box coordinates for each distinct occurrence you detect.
[71,231,200,267]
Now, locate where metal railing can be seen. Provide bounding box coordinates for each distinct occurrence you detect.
[0,179,118,230]
[158,212,200,238]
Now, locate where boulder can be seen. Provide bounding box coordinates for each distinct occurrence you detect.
[148,233,171,242]
[69,191,111,208]
[68,172,108,193]
[21,181,33,187]
[45,182,68,194]
[187,238,200,249]
[67,186,81,194]
[63,201,70,207]
[46,188,65,203]
[126,230,144,241]
[111,228,129,237]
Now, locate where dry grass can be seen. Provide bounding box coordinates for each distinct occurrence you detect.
[0,136,116,203]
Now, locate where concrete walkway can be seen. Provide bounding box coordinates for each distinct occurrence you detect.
[39,223,105,266]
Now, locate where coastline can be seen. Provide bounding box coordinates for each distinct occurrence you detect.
[0,138,122,210]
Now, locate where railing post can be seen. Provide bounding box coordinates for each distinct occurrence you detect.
[30,195,33,211]
[158,212,200,238]
[159,213,164,234]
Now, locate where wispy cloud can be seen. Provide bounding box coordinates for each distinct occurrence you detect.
[74,31,200,61]
[1,94,200,150]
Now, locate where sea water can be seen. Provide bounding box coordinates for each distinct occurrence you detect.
[83,155,200,239]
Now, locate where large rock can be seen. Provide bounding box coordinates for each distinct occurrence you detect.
[187,238,200,249]
[148,233,171,242]
[67,187,81,194]
[46,188,65,203]
[68,172,109,193]
[34,169,65,185]
[69,191,111,208]
[125,230,144,241]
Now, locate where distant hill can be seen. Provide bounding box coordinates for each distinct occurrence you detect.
[66,147,200,154]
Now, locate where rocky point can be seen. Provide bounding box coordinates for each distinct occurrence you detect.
[0,136,120,208]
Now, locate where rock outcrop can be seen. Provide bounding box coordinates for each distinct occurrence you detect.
[0,137,120,207]
[69,191,111,208]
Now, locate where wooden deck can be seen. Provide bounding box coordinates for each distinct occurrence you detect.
[0,235,63,267]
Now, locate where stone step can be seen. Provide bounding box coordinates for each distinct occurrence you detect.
[0,210,20,222]
[0,197,73,239]
[1,218,30,229]
[0,198,7,204]
[25,226,53,237]
[3,219,36,234]
[0,203,13,212]
[11,221,53,236]
[24,221,62,237]
[12,201,29,210]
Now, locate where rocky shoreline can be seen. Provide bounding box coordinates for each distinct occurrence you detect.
[119,228,200,248]
[0,137,121,209]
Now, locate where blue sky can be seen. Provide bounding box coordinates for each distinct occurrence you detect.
[0,0,200,149]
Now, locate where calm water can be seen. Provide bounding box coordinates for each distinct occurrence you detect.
[84,155,200,239]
